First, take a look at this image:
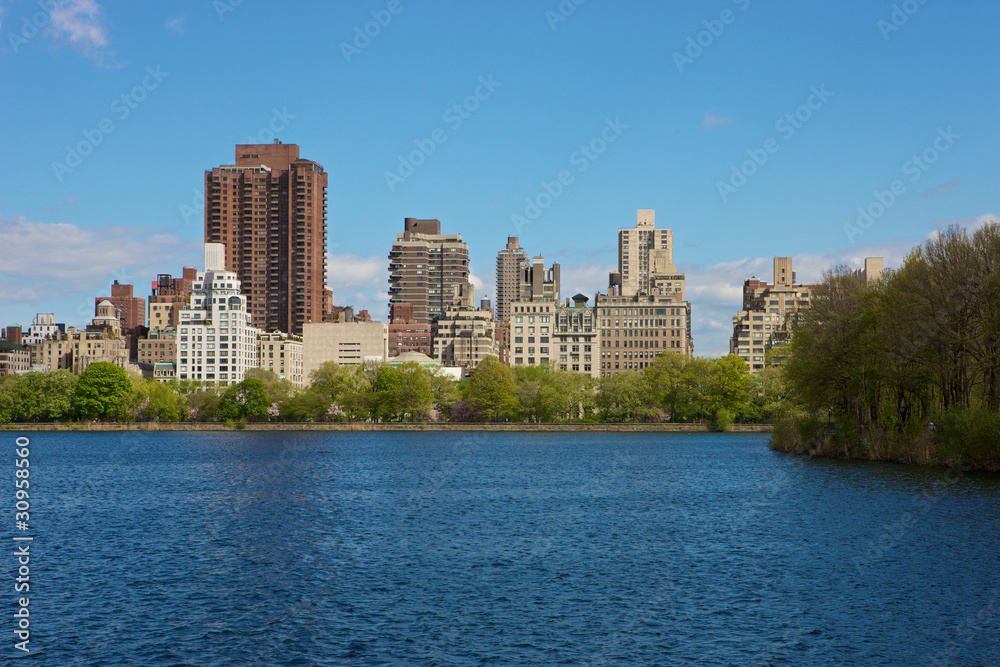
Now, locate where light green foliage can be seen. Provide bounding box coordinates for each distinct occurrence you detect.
[393,363,434,422]
[245,368,294,407]
[469,355,517,421]
[73,362,131,421]
[710,354,753,416]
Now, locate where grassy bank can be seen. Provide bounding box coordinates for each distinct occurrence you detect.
[2,422,773,433]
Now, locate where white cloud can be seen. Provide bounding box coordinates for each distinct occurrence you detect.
[165,15,184,35]
[0,215,198,307]
[47,0,110,61]
[560,262,615,300]
[700,111,733,129]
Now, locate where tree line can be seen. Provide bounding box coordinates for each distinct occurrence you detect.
[0,352,771,427]
[773,223,1000,471]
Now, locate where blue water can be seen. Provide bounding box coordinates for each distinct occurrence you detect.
[6,431,999,665]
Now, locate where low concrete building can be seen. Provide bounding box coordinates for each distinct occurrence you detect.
[302,321,388,379]
[258,332,305,388]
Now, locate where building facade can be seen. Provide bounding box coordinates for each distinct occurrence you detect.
[388,302,432,357]
[137,329,176,369]
[302,321,389,379]
[619,209,675,297]
[0,341,31,376]
[96,281,146,330]
[149,268,197,332]
[495,236,529,322]
[387,218,471,325]
[552,295,600,377]
[430,305,498,370]
[596,293,691,375]
[204,142,328,335]
[22,314,64,345]
[176,244,261,386]
[258,332,305,388]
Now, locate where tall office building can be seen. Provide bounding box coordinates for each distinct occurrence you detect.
[387,218,471,325]
[204,141,327,336]
[619,209,674,296]
[495,236,528,321]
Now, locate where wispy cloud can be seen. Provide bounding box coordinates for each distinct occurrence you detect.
[918,182,958,200]
[165,15,184,36]
[700,111,733,129]
[0,215,198,306]
[47,0,111,63]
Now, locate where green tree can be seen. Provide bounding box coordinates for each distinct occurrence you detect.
[278,387,332,422]
[393,362,434,421]
[597,371,654,422]
[219,377,270,421]
[245,368,294,408]
[710,354,753,418]
[428,372,460,419]
[469,355,517,421]
[73,363,131,421]
[373,365,401,421]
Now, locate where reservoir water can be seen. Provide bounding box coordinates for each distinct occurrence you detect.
[11,431,1000,665]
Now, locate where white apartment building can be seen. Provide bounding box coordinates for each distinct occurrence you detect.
[176,244,260,385]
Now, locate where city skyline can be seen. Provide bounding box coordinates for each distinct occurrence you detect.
[2,1,999,356]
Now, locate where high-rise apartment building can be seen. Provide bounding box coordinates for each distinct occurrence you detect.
[619,209,675,296]
[204,142,327,336]
[596,210,692,376]
[495,236,528,321]
[176,244,261,386]
[387,218,471,325]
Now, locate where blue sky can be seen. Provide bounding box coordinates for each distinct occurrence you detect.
[1,0,997,356]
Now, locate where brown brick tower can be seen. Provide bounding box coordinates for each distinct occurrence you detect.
[204,142,328,335]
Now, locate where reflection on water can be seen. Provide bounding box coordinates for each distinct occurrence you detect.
[19,431,1000,665]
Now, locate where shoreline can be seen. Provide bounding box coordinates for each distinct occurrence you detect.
[1,422,773,433]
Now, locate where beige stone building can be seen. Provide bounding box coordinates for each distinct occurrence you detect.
[619,209,676,297]
[302,321,388,380]
[596,292,691,375]
[0,341,31,376]
[431,304,498,370]
[138,330,177,366]
[29,301,129,374]
[552,295,600,377]
[258,331,305,388]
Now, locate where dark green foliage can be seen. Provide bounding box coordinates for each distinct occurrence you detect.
[73,363,131,421]
[219,378,270,421]
[778,222,1000,470]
